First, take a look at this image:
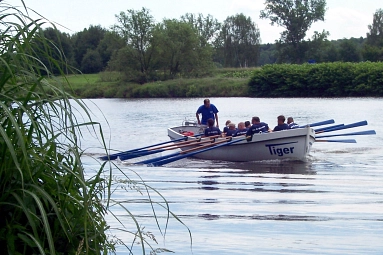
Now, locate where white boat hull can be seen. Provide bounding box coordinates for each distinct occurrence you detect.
[167,125,315,162]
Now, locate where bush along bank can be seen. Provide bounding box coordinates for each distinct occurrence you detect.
[248,62,383,97]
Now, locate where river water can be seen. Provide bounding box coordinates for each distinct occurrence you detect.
[81,98,383,255]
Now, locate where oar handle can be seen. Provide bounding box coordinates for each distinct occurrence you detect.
[180,137,230,154]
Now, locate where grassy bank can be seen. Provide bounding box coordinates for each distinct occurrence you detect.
[63,68,257,98]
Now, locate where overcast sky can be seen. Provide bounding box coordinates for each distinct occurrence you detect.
[20,0,382,44]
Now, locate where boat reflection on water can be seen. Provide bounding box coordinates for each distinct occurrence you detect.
[170,158,316,175]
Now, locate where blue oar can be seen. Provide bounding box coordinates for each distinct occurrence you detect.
[316,130,376,139]
[118,138,217,161]
[146,137,247,167]
[315,124,344,133]
[315,139,357,143]
[299,119,335,128]
[134,138,229,164]
[100,134,201,161]
[318,120,368,133]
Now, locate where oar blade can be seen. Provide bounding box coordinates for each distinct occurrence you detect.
[319,120,368,133]
[315,139,357,143]
[316,130,376,139]
[299,119,335,128]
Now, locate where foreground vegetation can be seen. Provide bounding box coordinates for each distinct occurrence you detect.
[1,2,186,254]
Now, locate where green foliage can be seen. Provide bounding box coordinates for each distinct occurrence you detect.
[1,3,192,254]
[366,8,383,47]
[0,3,110,254]
[72,25,107,69]
[260,0,327,64]
[338,40,361,62]
[180,13,221,47]
[219,13,261,67]
[248,62,383,97]
[81,49,104,73]
[130,78,249,98]
[152,19,215,79]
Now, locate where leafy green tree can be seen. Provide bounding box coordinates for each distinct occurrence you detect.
[323,43,339,62]
[258,43,278,65]
[81,49,103,73]
[180,13,221,47]
[339,39,361,62]
[260,0,327,64]
[96,30,125,67]
[363,9,383,61]
[305,30,330,62]
[113,7,155,81]
[219,13,261,67]
[151,19,214,79]
[71,25,106,70]
[366,8,383,47]
[32,27,75,74]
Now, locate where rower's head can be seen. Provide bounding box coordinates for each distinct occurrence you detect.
[252,116,260,124]
[277,115,286,124]
[207,118,215,127]
[228,123,236,130]
[287,117,294,124]
[203,99,210,108]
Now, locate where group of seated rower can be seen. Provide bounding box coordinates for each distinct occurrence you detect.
[204,115,299,137]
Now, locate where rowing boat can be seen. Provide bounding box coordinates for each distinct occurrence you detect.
[167,123,315,162]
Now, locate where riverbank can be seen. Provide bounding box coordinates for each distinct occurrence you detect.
[63,68,255,98]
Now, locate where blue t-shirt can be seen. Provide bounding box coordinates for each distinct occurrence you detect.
[223,126,229,133]
[273,123,289,131]
[225,129,237,137]
[204,126,221,137]
[197,104,219,125]
[233,128,248,137]
[288,122,299,129]
[246,122,269,136]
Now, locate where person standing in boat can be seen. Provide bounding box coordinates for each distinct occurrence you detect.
[196,99,219,127]
[204,118,222,137]
[273,115,289,131]
[287,117,299,129]
[246,116,271,136]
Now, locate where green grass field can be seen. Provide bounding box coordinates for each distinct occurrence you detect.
[59,69,254,98]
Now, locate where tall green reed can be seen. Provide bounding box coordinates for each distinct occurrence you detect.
[0,2,190,254]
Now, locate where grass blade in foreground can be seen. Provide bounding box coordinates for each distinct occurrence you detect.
[0,2,191,254]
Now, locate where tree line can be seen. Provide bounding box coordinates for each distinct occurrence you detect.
[38,1,383,84]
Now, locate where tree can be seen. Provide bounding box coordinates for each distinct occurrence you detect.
[96,30,126,67]
[260,0,327,64]
[305,30,330,63]
[219,13,261,67]
[180,13,221,47]
[339,39,361,62]
[71,25,106,70]
[113,7,155,81]
[81,49,103,73]
[151,19,214,79]
[366,8,383,47]
[363,9,383,61]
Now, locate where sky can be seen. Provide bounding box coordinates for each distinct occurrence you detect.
[18,0,382,44]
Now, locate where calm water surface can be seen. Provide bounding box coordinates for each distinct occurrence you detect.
[81,98,383,255]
